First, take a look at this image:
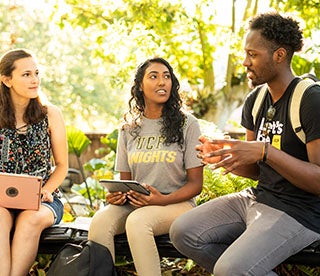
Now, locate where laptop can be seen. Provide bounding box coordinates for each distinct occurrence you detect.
[0,172,42,210]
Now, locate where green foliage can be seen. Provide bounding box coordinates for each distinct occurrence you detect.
[182,87,217,118]
[184,258,197,272]
[52,0,222,122]
[0,1,122,131]
[83,152,116,180]
[66,125,91,157]
[3,0,320,132]
[71,176,106,213]
[89,129,119,177]
[83,158,107,173]
[274,263,320,275]
[196,167,257,205]
[315,61,320,79]
[292,55,313,76]
[271,0,320,37]
[297,265,320,275]
[66,125,94,207]
[29,254,54,276]
[70,128,119,211]
[100,128,119,154]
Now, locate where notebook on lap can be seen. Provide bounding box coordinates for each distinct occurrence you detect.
[0,172,42,210]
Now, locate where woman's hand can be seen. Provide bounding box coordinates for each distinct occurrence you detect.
[41,189,54,203]
[127,184,164,207]
[106,192,127,205]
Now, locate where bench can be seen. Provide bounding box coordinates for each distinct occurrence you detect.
[46,171,320,266]
[38,226,184,258]
[39,226,320,266]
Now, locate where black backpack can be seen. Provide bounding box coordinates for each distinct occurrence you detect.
[47,240,117,276]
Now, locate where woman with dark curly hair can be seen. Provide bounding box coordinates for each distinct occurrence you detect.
[125,58,186,146]
[170,12,320,275]
[89,57,203,275]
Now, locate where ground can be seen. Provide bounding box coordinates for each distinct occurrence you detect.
[115,257,212,276]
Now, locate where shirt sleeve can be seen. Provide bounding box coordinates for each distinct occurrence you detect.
[115,128,131,172]
[300,85,320,143]
[183,114,203,169]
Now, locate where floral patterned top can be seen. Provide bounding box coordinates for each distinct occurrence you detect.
[0,116,51,185]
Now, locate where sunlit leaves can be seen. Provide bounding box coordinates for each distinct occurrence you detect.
[67,125,91,156]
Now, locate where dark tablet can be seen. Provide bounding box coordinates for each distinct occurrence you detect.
[99,179,150,195]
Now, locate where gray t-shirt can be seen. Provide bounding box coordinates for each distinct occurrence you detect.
[115,113,202,195]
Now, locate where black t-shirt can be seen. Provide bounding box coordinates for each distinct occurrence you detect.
[241,78,320,233]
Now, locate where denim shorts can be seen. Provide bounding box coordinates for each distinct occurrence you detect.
[42,195,64,225]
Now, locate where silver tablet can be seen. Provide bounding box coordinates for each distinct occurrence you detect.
[100,179,150,195]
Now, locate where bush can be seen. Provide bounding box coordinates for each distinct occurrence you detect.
[196,167,257,205]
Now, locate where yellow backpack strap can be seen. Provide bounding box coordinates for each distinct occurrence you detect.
[252,84,268,125]
[289,78,317,144]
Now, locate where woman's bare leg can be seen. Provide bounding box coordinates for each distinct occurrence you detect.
[0,208,14,276]
[10,206,54,276]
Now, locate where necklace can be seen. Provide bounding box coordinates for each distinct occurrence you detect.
[16,124,28,134]
[262,105,276,139]
[266,105,276,121]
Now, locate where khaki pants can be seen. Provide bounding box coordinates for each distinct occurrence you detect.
[89,201,193,276]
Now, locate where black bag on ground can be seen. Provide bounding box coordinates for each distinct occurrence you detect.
[47,240,117,276]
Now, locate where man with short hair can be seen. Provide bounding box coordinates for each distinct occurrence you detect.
[170,12,320,276]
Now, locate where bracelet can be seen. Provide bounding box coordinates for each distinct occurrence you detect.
[263,142,269,162]
[261,142,265,161]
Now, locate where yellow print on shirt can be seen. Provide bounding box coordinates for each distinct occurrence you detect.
[129,135,177,165]
[136,136,166,150]
[272,135,281,150]
[128,150,177,165]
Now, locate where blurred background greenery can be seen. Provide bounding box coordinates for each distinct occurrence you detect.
[1,0,319,133]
